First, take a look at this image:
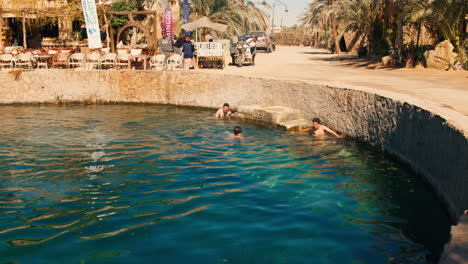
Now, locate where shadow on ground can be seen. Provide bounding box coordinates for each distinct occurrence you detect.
[306,52,400,70]
[300,51,330,55]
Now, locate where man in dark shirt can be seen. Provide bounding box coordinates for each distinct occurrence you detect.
[173,34,185,56]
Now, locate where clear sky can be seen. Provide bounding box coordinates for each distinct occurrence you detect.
[264,0,309,27]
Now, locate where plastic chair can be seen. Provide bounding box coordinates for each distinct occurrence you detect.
[0,54,15,70]
[100,53,117,70]
[85,53,101,70]
[166,54,183,70]
[116,53,131,70]
[15,53,33,69]
[149,54,167,70]
[69,53,86,69]
[52,50,71,69]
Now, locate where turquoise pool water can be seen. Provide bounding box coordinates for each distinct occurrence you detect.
[0,105,450,263]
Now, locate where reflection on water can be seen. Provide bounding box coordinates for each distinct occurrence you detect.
[0,105,450,264]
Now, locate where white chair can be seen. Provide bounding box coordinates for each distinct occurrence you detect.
[100,53,117,70]
[14,53,33,69]
[5,46,24,55]
[117,48,129,55]
[69,53,86,69]
[0,54,15,70]
[116,53,131,70]
[85,53,101,70]
[149,54,167,70]
[166,54,183,70]
[130,48,142,56]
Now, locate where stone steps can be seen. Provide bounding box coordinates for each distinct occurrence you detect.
[233,105,310,130]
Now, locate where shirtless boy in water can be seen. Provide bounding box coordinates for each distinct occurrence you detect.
[299,118,344,138]
[215,103,232,119]
[229,126,243,139]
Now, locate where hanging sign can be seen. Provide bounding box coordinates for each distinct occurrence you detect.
[163,5,174,43]
[81,0,102,49]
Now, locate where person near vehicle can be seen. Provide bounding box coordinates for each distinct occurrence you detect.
[182,36,195,69]
[244,36,257,65]
[299,118,344,138]
[215,103,232,119]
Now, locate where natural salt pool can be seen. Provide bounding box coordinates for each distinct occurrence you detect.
[0,105,451,263]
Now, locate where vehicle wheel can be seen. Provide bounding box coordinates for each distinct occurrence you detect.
[267,46,272,53]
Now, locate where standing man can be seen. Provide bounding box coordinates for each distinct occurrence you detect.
[215,103,232,118]
[160,31,173,58]
[245,36,257,65]
[182,35,195,69]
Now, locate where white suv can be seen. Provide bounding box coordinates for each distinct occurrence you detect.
[248,31,273,53]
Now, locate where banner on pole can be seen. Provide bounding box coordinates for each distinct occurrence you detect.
[163,5,174,43]
[81,0,102,49]
[183,0,190,35]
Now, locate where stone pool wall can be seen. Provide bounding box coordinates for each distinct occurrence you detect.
[0,70,467,225]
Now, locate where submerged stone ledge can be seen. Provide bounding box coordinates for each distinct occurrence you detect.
[0,70,467,262]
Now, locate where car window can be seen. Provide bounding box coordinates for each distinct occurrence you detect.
[249,32,266,38]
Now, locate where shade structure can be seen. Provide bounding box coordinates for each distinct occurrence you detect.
[181,16,228,33]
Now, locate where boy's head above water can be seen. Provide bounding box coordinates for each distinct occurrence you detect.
[233,126,242,136]
[312,118,321,129]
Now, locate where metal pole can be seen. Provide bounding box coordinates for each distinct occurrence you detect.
[195,12,198,42]
[271,3,275,37]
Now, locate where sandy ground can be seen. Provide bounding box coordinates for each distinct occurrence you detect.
[216,46,468,117]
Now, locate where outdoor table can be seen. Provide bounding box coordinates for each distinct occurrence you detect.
[131,54,148,70]
[35,55,52,69]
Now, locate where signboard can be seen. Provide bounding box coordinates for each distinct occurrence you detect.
[163,5,174,43]
[81,0,102,49]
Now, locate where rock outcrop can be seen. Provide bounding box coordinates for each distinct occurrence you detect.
[424,40,457,70]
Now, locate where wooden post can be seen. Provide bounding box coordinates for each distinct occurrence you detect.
[22,12,27,49]
[110,22,115,53]
[103,11,110,48]
[0,12,4,51]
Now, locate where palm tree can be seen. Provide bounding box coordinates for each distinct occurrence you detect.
[188,0,270,36]
[301,0,341,53]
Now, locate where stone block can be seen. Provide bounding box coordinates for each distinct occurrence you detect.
[424,40,457,70]
[235,105,303,124]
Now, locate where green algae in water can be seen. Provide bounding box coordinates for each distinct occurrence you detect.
[0,105,450,264]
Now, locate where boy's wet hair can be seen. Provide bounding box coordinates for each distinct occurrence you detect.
[223,103,230,107]
[233,126,242,135]
[312,118,321,124]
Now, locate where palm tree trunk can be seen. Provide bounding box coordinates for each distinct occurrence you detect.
[396,17,404,64]
[332,15,341,54]
[416,20,421,47]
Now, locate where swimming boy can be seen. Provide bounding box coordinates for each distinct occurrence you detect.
[299,118,344,138]
[215,103,232,118]
[229,126,243,139]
